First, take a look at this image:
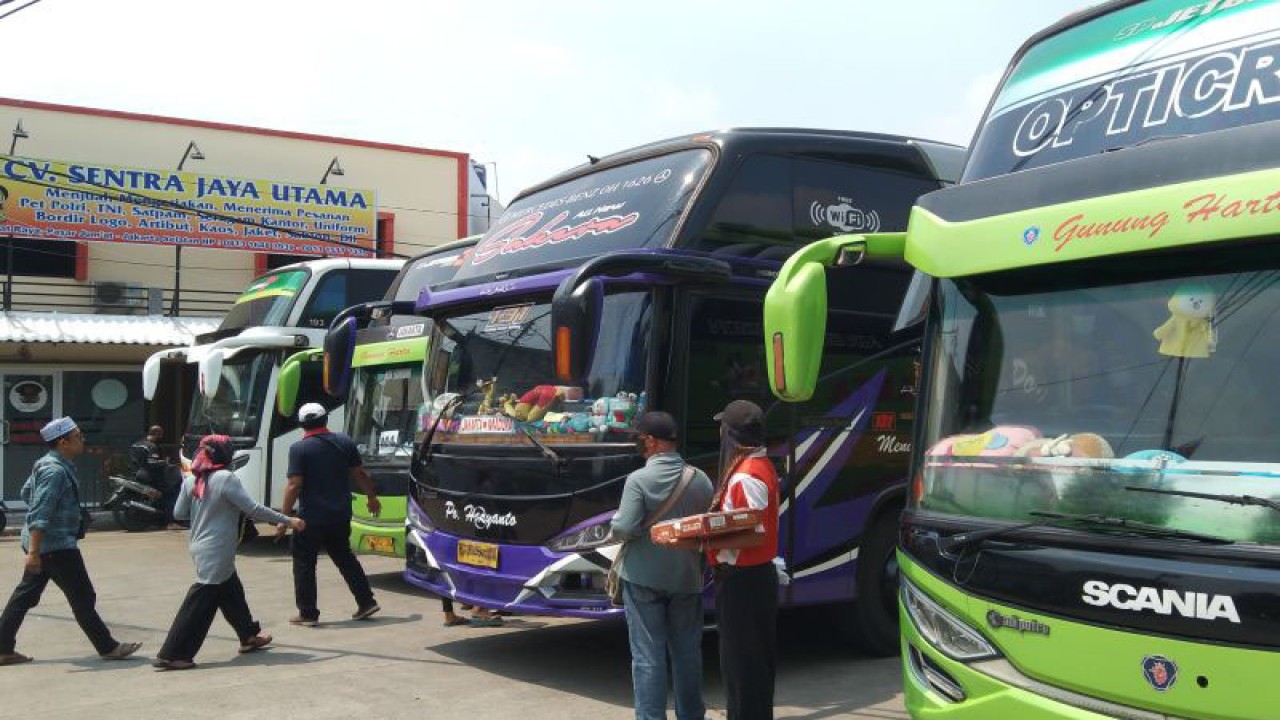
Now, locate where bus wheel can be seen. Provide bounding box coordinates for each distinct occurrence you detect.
[844,509,901,657]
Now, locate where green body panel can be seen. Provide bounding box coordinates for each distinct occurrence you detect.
[901,555,1278,719]
[764,232,906,401]
[351,337,427,367]
[276,348,323,417]
[349,493,407,557]
[905,167,1280,278]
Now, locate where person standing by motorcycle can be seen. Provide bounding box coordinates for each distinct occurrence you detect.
[153,435,304,671]
[0,417,142,666]
[130,425,181,529]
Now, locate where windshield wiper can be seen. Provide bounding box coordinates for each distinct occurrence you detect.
[935,521,1042,554]
[1125,486,1280,514]
[419,389,475,465]
[1029,511,1233,544]
[512,422,567,469]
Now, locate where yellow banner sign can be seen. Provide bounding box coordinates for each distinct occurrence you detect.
[0,155,377,256]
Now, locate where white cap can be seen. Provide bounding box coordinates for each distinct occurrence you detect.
[298,403,328,422]
[40,417,77,442]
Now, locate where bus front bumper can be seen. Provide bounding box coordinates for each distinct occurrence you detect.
[404,527,623,619]
[349,517,405,558]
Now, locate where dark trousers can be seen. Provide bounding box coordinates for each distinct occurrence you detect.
[714,562,778,720]
[158,572,261,661]
[0,548,117,655]
[291,520,375,620]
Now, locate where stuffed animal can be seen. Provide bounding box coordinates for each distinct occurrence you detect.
[589,392,640,435]
[1016,432,1114,459]
[932,426,1041,457]
[506,384,565,422]
[1153,284,1216,358]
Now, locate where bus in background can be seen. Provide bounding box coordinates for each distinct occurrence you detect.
[765,1,1280,716]
[142,258,402,515]
[289,237,479,558]
[378,129,963,654]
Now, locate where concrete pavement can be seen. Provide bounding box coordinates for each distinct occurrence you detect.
[0,527,908,719]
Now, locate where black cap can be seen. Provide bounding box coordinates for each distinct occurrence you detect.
[714,399,765,446]
[634,411,678,442]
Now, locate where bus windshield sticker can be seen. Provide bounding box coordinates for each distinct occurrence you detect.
[484,303,533,333]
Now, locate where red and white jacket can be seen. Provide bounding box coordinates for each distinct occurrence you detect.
[710,449,779,568]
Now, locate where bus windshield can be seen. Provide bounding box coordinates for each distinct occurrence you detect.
[346,362,423,463]
[916,245,1280,545]
[422,292,652,444]
[450,150,711,283]
[218,269,309,331]
[186,350,275,440]
[965,0,1280,182]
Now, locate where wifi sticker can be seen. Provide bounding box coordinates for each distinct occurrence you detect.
[810,199,880,233]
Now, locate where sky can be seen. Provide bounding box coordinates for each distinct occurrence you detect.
[2,0,1097,205]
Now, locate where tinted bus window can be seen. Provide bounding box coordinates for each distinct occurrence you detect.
[452,150,711,282]
[966,0,1280,181]
[299,269,394,329]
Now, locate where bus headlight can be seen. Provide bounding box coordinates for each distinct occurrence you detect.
[548,520,617,552]
[902,578,998,661]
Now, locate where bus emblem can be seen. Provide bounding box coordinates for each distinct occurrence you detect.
[1141,655,1178,692]
[1022,225,1040,246]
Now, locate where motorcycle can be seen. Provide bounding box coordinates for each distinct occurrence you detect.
[102,473,169,532]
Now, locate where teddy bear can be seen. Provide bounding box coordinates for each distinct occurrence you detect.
[1153,284,1216,358]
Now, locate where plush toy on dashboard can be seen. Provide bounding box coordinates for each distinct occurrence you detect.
[933,425,1042,457]
[1153,283,1216,358]
[504,384,565,422]
[589,392,641,435]
[1016,432,1114,459]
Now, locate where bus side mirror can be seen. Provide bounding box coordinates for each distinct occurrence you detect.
[324,316,358,397]
[198,349,224,400]
[142,354,163,401]
[551,275,603,383]
[278,349,323,417]
[765,233,907,402]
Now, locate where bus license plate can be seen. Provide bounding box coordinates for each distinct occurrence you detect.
[457,540,499,569]
[363,535,395,554]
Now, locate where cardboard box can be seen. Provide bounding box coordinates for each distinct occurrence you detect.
[650,509,762,544]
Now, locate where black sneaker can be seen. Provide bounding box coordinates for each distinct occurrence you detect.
[351,604,381,620]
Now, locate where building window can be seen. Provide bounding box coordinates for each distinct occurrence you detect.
[0,237,77,278]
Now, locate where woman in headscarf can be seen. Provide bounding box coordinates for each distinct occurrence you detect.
[153,435,304,671]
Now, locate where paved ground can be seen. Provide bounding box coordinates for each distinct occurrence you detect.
[0,526,908,720]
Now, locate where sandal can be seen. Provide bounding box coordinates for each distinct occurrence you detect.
[100,641,142,661]
[152,658,196,671]
[442,616,471,627]
[0,652,32,666]
[468,616,504,628]
[238,633,273,654]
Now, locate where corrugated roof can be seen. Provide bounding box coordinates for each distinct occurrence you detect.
[0,312,221,346]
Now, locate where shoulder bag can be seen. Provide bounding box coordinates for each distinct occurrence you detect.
[607,464,696,607]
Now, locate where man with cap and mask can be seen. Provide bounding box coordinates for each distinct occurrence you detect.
[660,399,780,719]
[0,417,142,665]
[610,411,714,720]
[280,403,381,626]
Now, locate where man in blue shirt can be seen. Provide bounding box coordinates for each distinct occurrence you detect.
[0,417,141,665]
[281,403,381,626]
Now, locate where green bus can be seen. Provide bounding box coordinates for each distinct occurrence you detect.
[765,1,1280,717]
[279,238,478,557]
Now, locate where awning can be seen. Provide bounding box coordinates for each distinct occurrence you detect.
[0,311,221,346]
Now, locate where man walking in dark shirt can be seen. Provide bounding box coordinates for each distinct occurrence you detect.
[281,403,381,626]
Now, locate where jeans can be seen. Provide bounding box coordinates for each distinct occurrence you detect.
[622,579,706,720]
[0,548,118,655]
[158,572,261,661]
[291,520,375,620]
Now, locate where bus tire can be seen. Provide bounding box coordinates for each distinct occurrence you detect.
[846,508,902,657]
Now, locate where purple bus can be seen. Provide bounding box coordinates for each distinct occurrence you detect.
[396,130,961,654]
